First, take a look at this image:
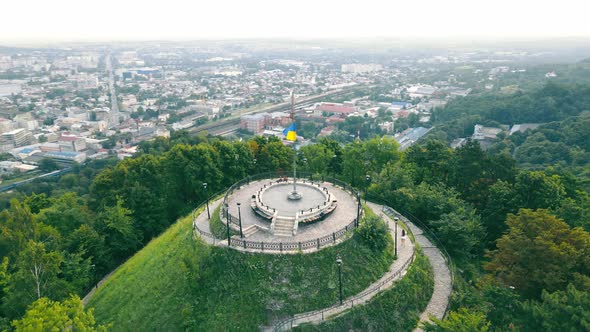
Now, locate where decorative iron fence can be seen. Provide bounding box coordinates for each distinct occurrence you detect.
[193,213,357,253]
[369,195,455,319]
[273,247,416,331]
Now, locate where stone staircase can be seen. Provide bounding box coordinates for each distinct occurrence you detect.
[242,225,259,238]
[273,217,296,237]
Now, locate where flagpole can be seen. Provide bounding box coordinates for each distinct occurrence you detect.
[287,90,302,201]
[293,144,297,194]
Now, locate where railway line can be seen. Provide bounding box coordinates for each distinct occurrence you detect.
[188,85,369,136]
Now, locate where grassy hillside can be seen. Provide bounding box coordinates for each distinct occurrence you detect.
[88,206,396,331]
[295,252,434,331]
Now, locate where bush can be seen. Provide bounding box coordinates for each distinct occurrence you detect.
[356,215,390,252]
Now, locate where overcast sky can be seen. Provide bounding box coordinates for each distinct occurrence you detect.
[1,0,589,43]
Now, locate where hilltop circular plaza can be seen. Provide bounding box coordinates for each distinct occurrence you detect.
[194,172,362,253]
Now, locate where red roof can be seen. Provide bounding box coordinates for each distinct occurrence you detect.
[316,103,356,114]
[396,110,410,118]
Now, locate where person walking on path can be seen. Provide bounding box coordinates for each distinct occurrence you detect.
[401,229,407,246]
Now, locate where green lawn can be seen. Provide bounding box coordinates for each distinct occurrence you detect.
[295,252,434,331]
[88,206,396,331]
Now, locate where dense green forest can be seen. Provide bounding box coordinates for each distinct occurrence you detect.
[1,82,590,330]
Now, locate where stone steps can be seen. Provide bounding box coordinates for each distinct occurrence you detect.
[242,225,258,238]
[273,218,295,237]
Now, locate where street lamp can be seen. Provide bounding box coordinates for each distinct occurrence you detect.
[394,217,399,258]
[90,264,97,289]
[225,203,231,246]
[203,182,210,219]
[237,202,243,238]
[336,256,343,305]
[356,191,361,227]
[332,154,337,182]
[364,175,371,205]
[303,157,307,177]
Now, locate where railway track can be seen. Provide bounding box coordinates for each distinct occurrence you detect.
[189,85,369,136]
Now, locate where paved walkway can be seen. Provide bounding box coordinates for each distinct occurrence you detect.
[266,202,416,331]
[225,180,358,243]
[395,210,453,331]
[194,196,356,254]
[196,200,452,330]
[82,271,114,305]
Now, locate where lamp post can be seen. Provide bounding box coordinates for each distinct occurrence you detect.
[364,175,371,205]
[303,157,307,177]
[237,202,243,238]
[90,264,97,289]
[203,182,210,219]
[356,192,361,227]
[394,217,399,258]
[332,154,337,183]
[225,203,231,246]
[336,256,343,305]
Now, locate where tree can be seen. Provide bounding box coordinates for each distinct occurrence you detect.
[299,144,332,175]
[38,158,59,172]
[485,209,590,299]
[342,141,367,186]
[22,193,51,214]
[0,257,10,308]
[514,171,565,210]
[481,180,518,243]
[4,241,63,317]
[431,210,485,258]
[12,295,108,331]
[96,197,140,263]
[356,215,390,252]
[363,136,401,174]
[423,308,491,332]
[36,193,93,235]
[521,284,590,331]
[405,140,453,184]
[66,224,110,276]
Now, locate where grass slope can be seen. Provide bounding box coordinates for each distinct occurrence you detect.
[295,252,434,331]
[209,204,238,239]
[88,207,395,331]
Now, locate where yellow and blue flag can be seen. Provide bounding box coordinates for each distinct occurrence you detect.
[283,123,297,141]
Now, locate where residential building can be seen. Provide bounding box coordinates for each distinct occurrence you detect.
[314,102,357,117]
[341,64,383,73]
[58,135,87,152]
[509,123,541,135]
[472,124,503,150]
[0,128,33,152]
[240,114,265,134]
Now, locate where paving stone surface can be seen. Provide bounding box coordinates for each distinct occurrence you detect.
[225,179,359,243]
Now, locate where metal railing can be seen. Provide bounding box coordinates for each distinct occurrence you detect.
[194,212,358,253]
[273,247,416,331]
[192,171,362,253]
[369,195,455,319]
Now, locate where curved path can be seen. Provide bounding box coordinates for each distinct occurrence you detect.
[374,203,453,331]
[194,200,451,331]
[267,204,416,331]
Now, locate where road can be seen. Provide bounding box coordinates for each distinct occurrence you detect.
[105,52,120,128]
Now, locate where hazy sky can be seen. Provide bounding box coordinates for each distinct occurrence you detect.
[1,0,589,43]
